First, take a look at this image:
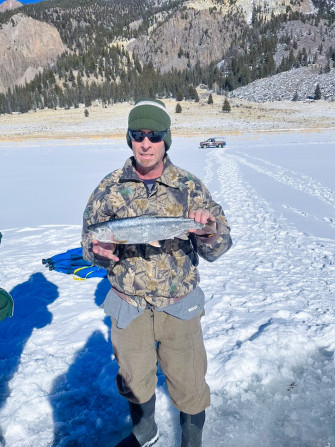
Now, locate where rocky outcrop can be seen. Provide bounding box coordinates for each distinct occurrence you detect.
[230,17,335,103]
[0,0,22,13]
[128,8,244,72]
[0,13,67,92]
[230,66,335,102]
[275,20,335,68]
[128,0,316,73]
[233,0,315,22]
[184,0,316,22]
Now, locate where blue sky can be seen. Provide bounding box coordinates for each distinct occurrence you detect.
[18,0,47,3]
[0,0,47,3]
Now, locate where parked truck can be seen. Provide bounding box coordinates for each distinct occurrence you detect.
[199,137,226,148]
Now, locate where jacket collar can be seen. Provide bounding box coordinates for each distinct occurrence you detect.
[119,155,182,189]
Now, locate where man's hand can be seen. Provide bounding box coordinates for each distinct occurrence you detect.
[92,240,119,261]
[188,209,217,236]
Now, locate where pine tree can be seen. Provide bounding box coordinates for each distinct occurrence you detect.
[208,93,213,105]
[292,91,299,102]
[176,103,182,113]
[222,97,231,113]
[314,83,321,100]
[84,84,92,107]
[68,69,75,83]
[176,90,183,102]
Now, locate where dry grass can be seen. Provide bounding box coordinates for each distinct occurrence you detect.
[0,94,334,142]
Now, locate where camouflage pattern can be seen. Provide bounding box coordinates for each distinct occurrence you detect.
[81,155,232,308]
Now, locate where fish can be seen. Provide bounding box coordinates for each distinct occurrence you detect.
[87,215,204,247]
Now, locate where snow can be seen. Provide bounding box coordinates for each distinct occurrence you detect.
[0,130,335,447]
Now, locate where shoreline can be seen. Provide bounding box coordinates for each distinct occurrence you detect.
[1,126,334,144]
[1,96,334,142]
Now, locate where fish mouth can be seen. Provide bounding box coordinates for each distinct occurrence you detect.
[88,230,98,240]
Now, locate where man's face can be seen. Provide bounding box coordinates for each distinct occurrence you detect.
[131,130,165,174]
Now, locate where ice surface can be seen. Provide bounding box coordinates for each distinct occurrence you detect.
[0,130,334,446]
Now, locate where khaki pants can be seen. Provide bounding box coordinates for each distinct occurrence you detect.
[111,309,210,415]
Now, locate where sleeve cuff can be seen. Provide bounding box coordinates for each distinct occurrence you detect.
[195,222,221,244]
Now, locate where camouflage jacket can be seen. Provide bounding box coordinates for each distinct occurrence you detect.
[81,155,232,308]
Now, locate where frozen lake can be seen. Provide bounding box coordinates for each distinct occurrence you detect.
[0,130,335,446]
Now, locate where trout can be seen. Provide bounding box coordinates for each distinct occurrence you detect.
[87,215,204,247]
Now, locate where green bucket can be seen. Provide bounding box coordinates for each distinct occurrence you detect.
[0,287,14,321]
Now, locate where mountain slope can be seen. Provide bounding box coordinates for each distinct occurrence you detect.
[230,65,335,101]
[0,0,22,13]
[0,13,67,93]
[0,0,334,110]
[128,8,245,73]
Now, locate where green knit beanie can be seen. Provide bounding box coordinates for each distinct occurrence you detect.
[127,97,172,150]
[0,287,14,321]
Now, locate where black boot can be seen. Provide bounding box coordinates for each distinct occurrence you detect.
[115,395,159,447]
[180,410,205,447]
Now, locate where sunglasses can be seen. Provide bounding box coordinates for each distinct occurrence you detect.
[128,129,167,143]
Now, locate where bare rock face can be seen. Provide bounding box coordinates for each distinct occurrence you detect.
[128,8,242,73]
[0,13,67,92]
[234,0,316,22]
[128,0,316,73]
[0,0,22,13]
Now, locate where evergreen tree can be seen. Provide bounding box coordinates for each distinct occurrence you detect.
[314,83,321,100]
[176,90,183,102]
[208,93,213,105]
[176,103,182,113]
[292,91,299,102]
[222,97,231,113]
[84,108,89,117]
[68,69,75,83]
[84,83,92,107]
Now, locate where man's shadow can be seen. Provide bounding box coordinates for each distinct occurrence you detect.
[50,278,181,446]
[50,278,128,447]
[0,272,59,445]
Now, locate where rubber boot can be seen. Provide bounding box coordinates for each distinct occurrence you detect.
[180,410,205,447]
[115,395,159,447]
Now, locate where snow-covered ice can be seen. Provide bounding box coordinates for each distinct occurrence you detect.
[0,130,335,446]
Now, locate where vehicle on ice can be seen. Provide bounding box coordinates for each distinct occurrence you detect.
[199,137,226,148]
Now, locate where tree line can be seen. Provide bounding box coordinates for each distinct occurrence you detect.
[0,1,334,114]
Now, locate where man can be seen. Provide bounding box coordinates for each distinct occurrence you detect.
[81,98,232,447]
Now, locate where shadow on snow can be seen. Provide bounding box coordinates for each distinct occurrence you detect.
[0,272,59,446]
[49,278,128,447]
[0,274,178,447]
[49,277,179,446]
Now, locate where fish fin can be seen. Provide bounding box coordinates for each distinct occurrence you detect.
[149,241,161,248]
[175,232,190,240]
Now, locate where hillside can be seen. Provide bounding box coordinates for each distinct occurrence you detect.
[0,0,22,13]
[0,13,67,93]
[231,66,335,101]
[0,0,334,113]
